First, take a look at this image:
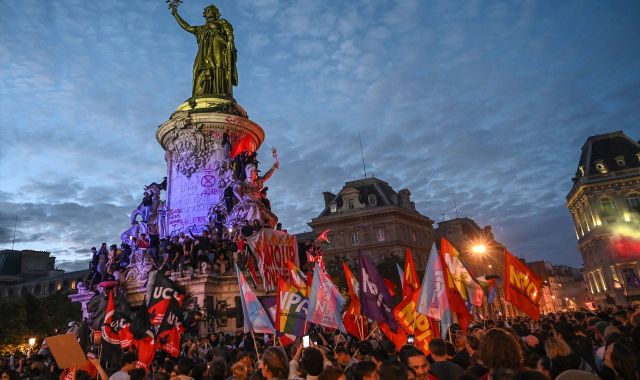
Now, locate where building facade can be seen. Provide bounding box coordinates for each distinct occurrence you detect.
[527,261,586,313]
[307,177,435,271]
[435,217,519,317]
[566,131,640,307]
[0,249,89,298]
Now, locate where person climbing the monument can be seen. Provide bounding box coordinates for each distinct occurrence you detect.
[140,189,153,222]
[222,130,232,159]
[260,187,271,210]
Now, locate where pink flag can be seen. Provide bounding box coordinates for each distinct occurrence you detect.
[307,264,346,333]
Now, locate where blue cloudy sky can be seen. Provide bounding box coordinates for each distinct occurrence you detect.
[1,0,639,271]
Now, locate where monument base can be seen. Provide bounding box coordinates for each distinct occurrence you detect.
[121,270,272,334]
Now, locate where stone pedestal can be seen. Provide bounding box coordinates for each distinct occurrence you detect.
[156,98,265,236]
[119,268,269,333]
[69,290,97,320]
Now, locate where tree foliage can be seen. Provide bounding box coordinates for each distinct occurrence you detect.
[0,291,81,347]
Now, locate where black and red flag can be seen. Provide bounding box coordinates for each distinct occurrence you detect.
[146,271,185,325]
[102,289,133,349]
[155,297,185,357]
[130,304,156,370]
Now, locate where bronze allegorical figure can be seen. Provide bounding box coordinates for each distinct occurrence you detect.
[171,3,238,98]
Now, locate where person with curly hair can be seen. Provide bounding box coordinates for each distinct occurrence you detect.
[478,328,524,380]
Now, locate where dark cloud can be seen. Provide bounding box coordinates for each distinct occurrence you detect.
[1,0,640,271]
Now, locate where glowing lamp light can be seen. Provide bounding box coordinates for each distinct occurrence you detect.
[28,338,36,347]
[228,227,233,233]
[471,244,487,254]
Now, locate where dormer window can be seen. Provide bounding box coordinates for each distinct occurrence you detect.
[330,203,337,213]
[578,166,585,176]
[368,194,377,206]
[615,156,626,167]
[348,199,355,210]
[594,160,607,174]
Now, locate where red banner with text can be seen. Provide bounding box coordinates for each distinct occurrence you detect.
[246,229,299,291]
[393,289,439,355]
[504,249,542,320]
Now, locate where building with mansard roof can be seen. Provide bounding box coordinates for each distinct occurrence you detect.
[566,130,640,306]
[307,177,435,271]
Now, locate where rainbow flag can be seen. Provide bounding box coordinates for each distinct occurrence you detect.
[276,278,309,337]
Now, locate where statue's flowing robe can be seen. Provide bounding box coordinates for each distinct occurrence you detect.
[192,21,237,97]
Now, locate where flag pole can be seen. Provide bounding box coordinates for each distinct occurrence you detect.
[251,332,260,360]
[352,325,379,358]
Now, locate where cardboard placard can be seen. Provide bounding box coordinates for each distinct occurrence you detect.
[45,333,88,369]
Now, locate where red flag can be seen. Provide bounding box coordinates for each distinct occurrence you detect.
[230,134,254,158]
[315,229,331,243]
[342,263,367,340]
[403,248,420,299]
[102,290,133,349]
[383,278,396,297]
[393,289,439,356]
[503,249,542,320]
[132,332,155,370]
[380,322,408,351]
[439,238,471,331]
[156,299,184,357]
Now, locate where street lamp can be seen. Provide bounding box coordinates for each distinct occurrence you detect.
[471,244,487,254]
[28,337,36,347]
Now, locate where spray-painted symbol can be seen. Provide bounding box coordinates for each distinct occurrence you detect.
[201,175,216,188]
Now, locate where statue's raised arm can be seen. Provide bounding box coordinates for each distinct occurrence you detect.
[172,7,196,34]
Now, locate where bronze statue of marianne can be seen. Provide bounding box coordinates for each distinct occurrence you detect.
[171,4,238,98]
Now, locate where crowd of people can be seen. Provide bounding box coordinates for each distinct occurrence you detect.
[2,307,640,380]
[85,219,289,289]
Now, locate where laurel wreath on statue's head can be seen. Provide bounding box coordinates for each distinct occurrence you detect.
[166,0,183,10]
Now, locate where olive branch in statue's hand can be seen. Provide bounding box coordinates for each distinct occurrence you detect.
[166,0,183,11]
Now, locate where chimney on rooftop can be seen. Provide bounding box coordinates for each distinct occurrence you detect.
[398,189,412,209]
[323,192,335,208]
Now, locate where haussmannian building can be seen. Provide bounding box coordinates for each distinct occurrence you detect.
[0,249,89,298]
[307,177,435,271]
[566,131,640,307]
